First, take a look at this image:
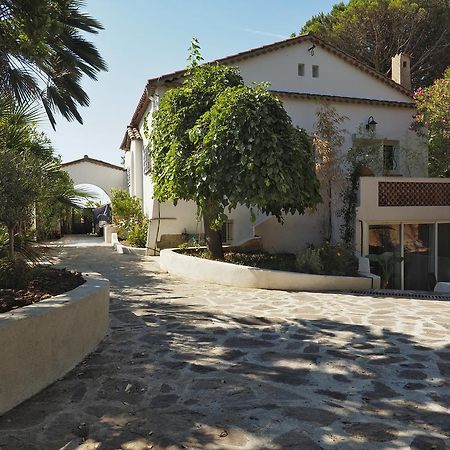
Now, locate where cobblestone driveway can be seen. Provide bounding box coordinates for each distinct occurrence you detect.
[0,236,449,450]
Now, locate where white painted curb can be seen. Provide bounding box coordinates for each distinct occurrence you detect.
[0,274,110,415]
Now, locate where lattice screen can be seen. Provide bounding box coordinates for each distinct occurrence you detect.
[378,181,450,207]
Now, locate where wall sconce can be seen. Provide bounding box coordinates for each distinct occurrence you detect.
[366,116,377,132]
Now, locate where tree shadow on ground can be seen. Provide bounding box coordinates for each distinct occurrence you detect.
[1,298,449,449]
[0,241,449,449]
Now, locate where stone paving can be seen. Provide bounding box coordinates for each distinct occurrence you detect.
[0,235,449,450]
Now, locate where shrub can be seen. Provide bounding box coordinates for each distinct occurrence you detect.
[297,247,323,274]
[0,257,30,289]
[111,189,147,247]
[320,242,358,276]
[127,217,148,248]
[297,242,358,276]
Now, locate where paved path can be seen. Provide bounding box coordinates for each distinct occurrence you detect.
[0,236,449,450]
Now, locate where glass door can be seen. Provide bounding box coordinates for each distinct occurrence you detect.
[368,224,401,289]
[403,224,435,291]
[438,223,450,282]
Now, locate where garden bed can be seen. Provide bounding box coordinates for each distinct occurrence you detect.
[0,268,85,314]
[179,248,298,272]
[160,248,379,291]
[0,273,109,415]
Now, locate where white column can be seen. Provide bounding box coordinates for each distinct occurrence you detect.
[133,139,144,200]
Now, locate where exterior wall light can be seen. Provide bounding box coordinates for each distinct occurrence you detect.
[366,116,378,132]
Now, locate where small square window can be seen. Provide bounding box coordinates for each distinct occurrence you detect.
[312,65,319,78]
[403,60,408,68]
[297,63,305,76]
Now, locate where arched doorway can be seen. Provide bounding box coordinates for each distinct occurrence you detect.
[69,184,112,235]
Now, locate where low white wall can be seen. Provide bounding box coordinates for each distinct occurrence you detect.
[104,224,118,244]
[115,243,147,256]
[160,249,376,291]
[0,275,109,415]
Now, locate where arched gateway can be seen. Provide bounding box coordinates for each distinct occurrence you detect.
[61,155,127,234]
[61,155,127,198]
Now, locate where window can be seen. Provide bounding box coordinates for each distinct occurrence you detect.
[220,221,233,243]
[312,65,319,78]
[383,144,398,173]
[126,168,131,188]
[143,145,152,174]
[297,63,305,76]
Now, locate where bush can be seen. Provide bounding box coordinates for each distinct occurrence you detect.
[127,217,148,248]
[111,189,148,247]
[320,242,358,276]
[297,247,323,274]
[297,242,358,276]
[0,257,30,289]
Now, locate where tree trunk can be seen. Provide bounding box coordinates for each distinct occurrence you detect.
[203,209,224,260]
[8,226,15,260]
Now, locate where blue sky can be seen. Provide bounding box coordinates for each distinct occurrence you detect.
[41,0,337,165]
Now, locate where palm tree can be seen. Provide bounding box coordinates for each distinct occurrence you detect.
[0,0,107,128]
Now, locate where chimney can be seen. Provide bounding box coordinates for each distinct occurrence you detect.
[391,53,411,90]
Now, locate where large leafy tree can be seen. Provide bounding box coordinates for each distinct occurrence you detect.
[0,0,106,128]
[413,68,450,177]
[147,60,320,259]
[301,0,450,89]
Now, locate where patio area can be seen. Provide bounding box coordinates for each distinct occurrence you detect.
[0,235,449,449]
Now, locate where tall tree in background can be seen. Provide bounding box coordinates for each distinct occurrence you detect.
[301,0,449,89]
[413,68,450,177]
[0,0,107,128]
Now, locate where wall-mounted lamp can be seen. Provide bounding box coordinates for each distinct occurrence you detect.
[366,116,377,132]
[308,44,316,56]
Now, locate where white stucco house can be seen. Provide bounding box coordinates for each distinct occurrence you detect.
[120,33,450,291]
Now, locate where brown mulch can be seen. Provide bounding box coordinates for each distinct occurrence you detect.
[0,268,85,314]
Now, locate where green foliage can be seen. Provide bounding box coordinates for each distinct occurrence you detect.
[297,242,358,276]
[301,0,449,88]
[368,252,403,289]
[413,68,450,177]
[147,58,321,258]
[0,257,29,289]
[0,95,81,258]
[110,189,147,248]
[111,189,143,223]
[180,248,298,272]
[296,247,323,274]
[126,217,149,248]
[0,0,107,128]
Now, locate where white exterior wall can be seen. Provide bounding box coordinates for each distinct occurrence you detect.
[62,161,127,199]
[281,99,426,177]
[236,40,411,102]
[131,39,429,253]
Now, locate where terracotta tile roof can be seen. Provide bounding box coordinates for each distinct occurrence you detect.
[61,155,126,171]
[271,90,415,108]
[120,126,143,151]
[120,32,414,149]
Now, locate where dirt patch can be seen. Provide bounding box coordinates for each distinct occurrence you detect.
[0,268,85,314]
